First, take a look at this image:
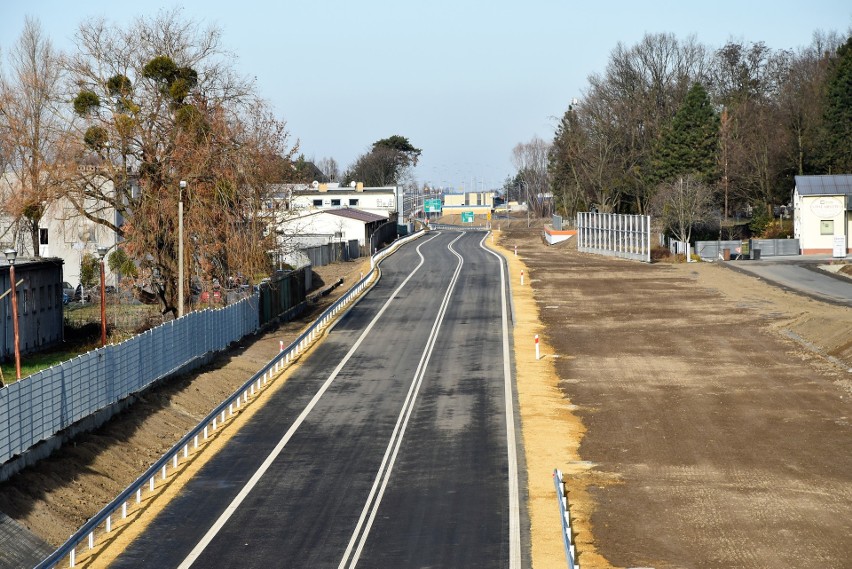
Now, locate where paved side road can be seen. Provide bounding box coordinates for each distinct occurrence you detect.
[725,257,852,305]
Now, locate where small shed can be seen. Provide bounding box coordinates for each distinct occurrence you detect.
[1,257,65,362]
[793,175,852,256]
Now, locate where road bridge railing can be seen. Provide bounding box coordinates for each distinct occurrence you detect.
[36,230,426,569]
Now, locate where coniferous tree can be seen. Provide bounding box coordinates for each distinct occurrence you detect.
[652,82,720,184]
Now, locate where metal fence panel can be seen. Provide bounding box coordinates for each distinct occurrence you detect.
[696,239,800,260]
[695,240,742,260]
[752,238,799,256]
[0,294,262,466]
[577,212,652,262]
[1,281,300,469]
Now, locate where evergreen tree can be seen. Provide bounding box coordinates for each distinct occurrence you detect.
[652,82,720,184]
[822,37,852,172]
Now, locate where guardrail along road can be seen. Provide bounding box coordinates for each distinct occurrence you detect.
[110,230,522,569]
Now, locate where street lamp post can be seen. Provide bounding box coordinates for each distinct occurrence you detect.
[4,249,21,380]
[178,180,186,318]
[96,245,108,346]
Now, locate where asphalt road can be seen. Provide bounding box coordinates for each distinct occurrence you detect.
[109,231,523,569]
[727,257,852,305]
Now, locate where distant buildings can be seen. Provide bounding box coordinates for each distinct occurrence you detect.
[284,182,399,218]
[265,182,400,259]
[441,191,494,216]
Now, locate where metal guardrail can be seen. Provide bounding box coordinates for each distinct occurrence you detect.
[35,230,425,569]
[427,223,489,232]
[554,469,580,569]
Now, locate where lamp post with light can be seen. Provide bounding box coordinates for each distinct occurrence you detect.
[96,245,108,346]
[4,249,21,380]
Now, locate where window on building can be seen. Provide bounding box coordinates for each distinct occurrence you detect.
[820,220,834,235]
[349,199,359,206]
[313,199,323,207]
[331,199,341,206]
[39,228,49,245]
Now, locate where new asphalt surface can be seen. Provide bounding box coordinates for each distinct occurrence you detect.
[108,231,523,568]
[725,256,852,305]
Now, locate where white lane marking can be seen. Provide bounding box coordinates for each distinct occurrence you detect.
[177,235,440,569]
[339,233,466,569]
[481,232,521,569]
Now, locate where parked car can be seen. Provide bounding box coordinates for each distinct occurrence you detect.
[73,284,91,303]
[62,281,75,298]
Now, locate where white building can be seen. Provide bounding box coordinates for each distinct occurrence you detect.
[793,175,851,256]
[0,170,120,288]
[276,207,391,252]
[287,182,399,218]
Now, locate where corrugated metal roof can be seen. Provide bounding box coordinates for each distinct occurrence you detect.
[795,174,852,196]
[325,208,387,223]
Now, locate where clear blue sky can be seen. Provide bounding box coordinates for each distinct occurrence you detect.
[2,1,850,191]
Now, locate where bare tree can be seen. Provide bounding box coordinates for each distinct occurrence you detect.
[709,41,793,213]
[550,33,711,216]
[64,9,296,316]
[590,33,710,213]
[511,136,551,218]
[316,156,339,182]
[0,17,75,256]
[650,175,714,244]
[549,95,627,213]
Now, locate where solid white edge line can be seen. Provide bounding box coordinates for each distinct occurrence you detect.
[177,234,439,569]
[481,232,521,569]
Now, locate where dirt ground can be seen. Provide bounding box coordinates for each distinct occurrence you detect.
[495,221,852,569]
[2,226,851,569]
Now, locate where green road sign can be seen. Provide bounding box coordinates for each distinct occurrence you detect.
[424,199,442,213]
[462,211,474,223]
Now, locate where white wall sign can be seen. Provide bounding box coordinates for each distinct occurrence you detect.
[809,197,844,218]
[834,236,847,258]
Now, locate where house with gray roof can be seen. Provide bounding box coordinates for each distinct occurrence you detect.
[793,175,851,256]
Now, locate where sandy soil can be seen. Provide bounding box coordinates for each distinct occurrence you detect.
[495,221,851,569]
